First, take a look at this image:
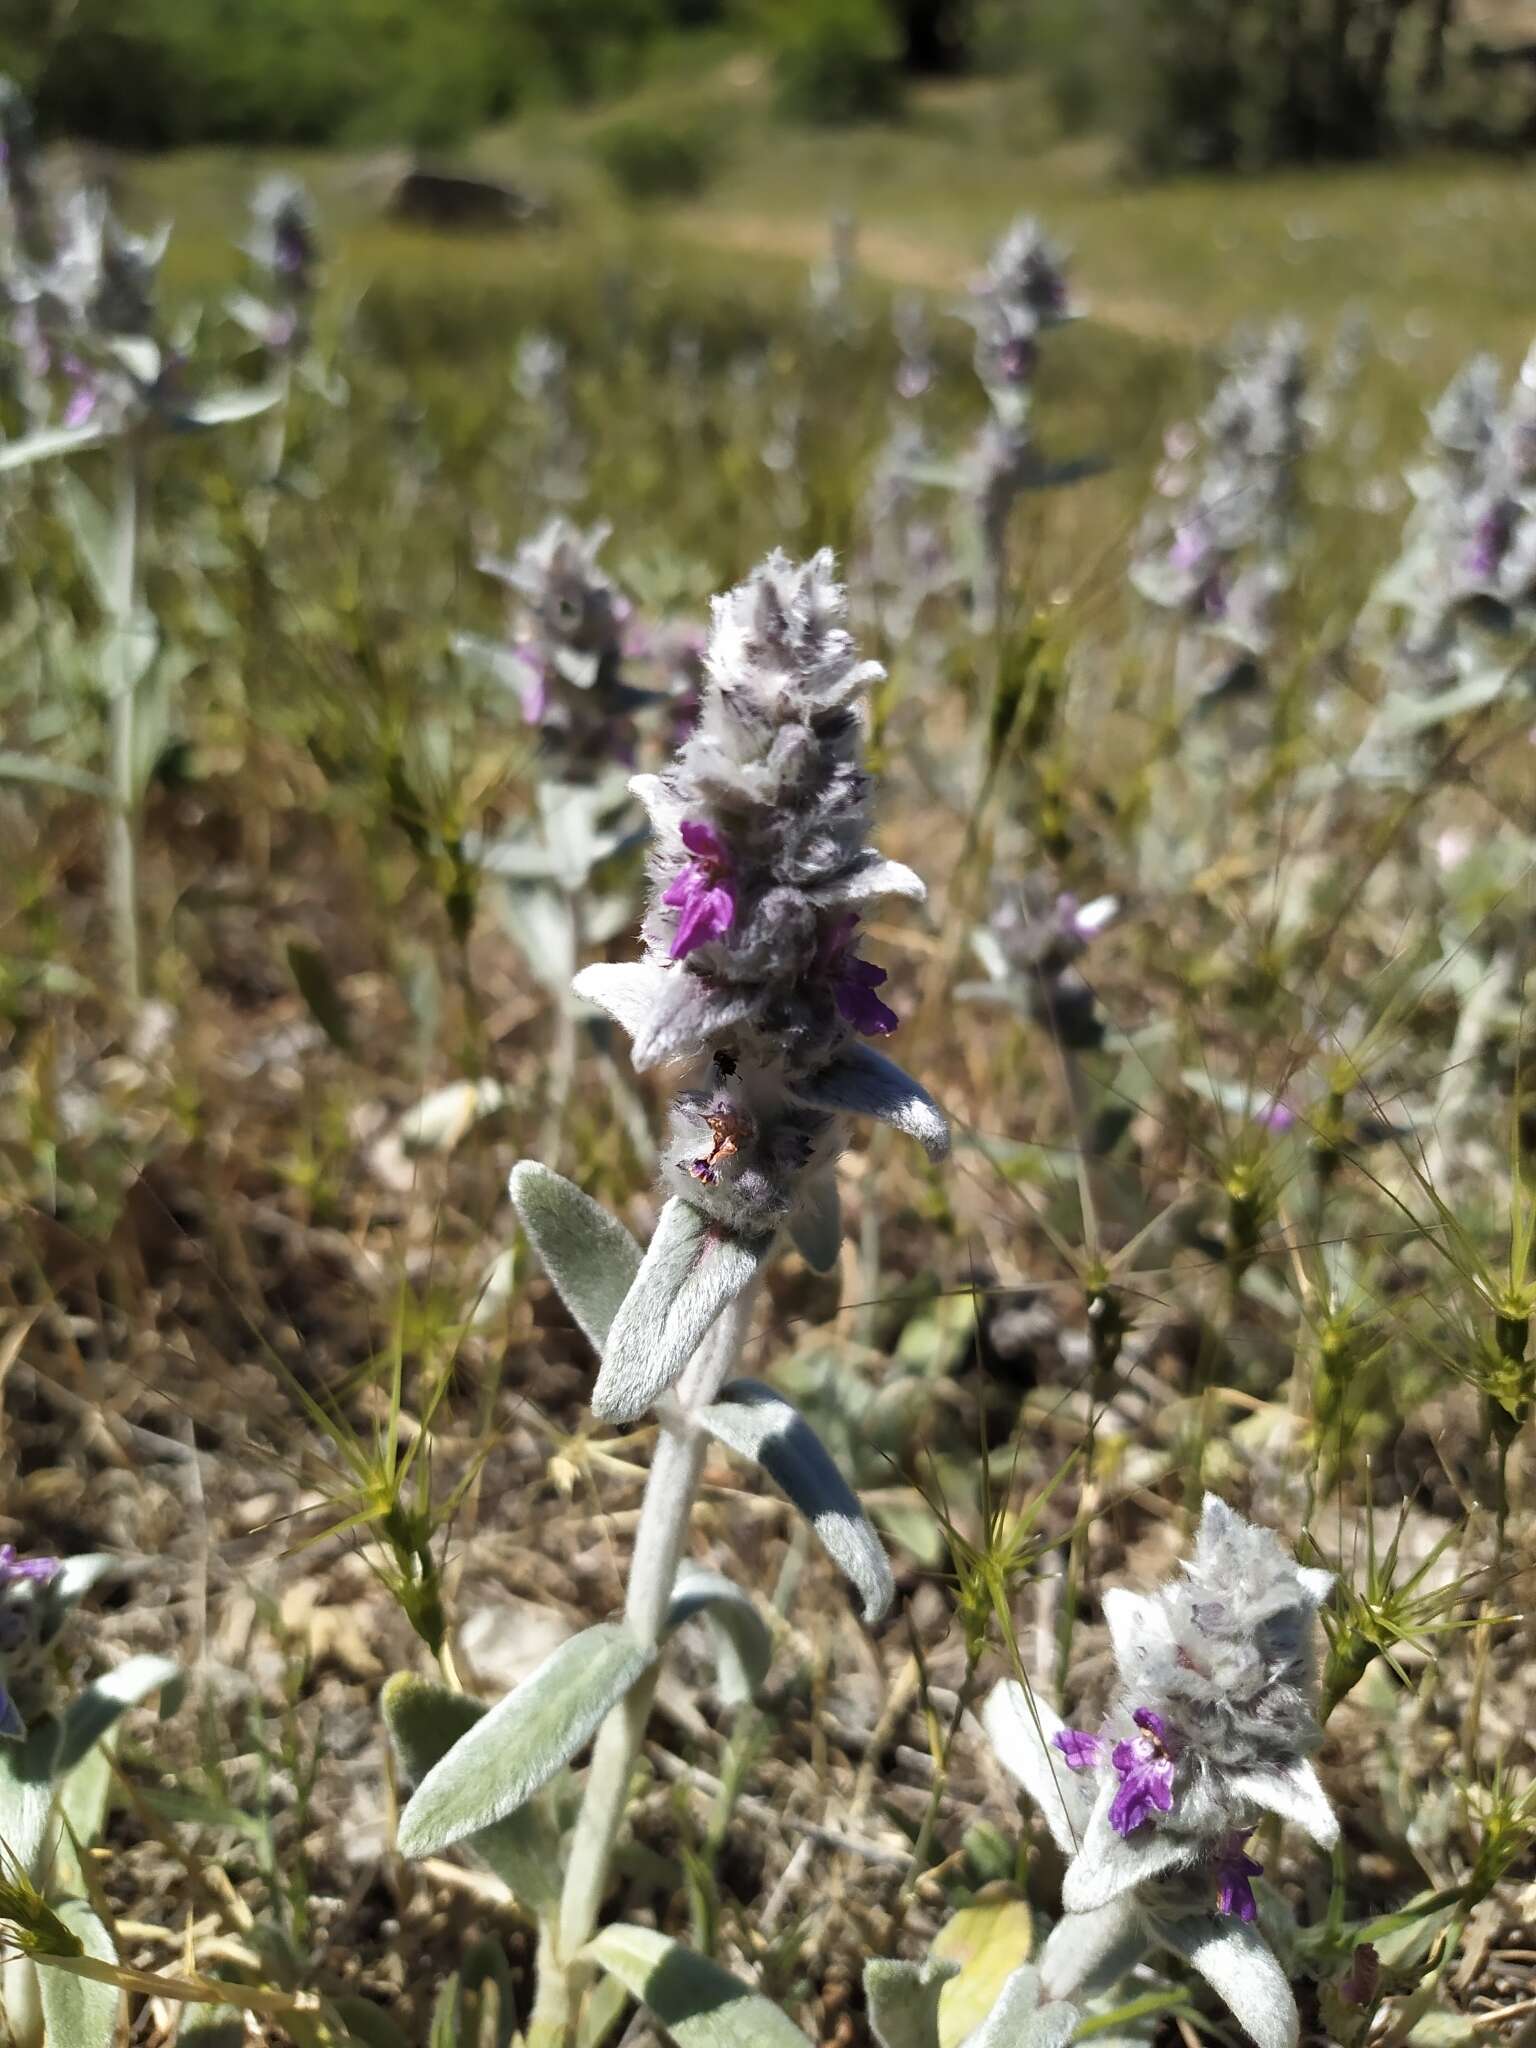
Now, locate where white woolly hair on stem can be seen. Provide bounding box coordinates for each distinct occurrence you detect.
[552,1274,763,1989]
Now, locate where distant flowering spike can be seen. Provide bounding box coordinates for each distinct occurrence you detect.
[474,518,644,771]
[1131,322,1309,700]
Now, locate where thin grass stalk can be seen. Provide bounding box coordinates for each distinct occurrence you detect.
[106,441,144,1006]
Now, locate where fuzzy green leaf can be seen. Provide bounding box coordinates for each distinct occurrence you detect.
[510,1161,643,1356]
[0,1716,63,1882]
[37,1901,118,2048]
[381,1673,561,1911]
[58,1655,182,1774]
[396,1625,652,1858]
[584,1925,811,2047]
[594,1199,771,1423]
[864,1958,960,2048]
[700,1381,893,1621]
[664,1563,772,1707]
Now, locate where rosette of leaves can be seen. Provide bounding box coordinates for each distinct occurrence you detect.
[0,1549,182,2048]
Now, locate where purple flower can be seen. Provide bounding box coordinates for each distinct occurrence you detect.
[62,379,98,429]
[513,647,550,726]
[1214,1831,1264,1921]
[0,1545,59,1587]
[663,819,737,960]
[819,913,898,1036]
[1465,502,1515,582]
[999,336,1038,386]
[1256,1097,1295,1132]
[1108,1705,1177,1836]
[1052,1727,1104,1771]
[1170,522,1210,574]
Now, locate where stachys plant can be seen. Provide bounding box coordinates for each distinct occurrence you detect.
[383,550,953,2045]
[981,1496,1338,2048]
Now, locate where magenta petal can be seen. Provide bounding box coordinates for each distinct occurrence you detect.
[1052,1729,1104,1772]
[1107,1761,1174,1836]
[835,980,898,1035]
[678,817,727,862]
[1215,1834,1264,1921]
[669,881,736,960]
[1130,1707,1168,1742]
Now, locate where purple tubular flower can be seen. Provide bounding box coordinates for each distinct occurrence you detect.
[820,913,898,1036]
[1108,1705,1177,1836]
[1465,502,1515,582]
[1214,1831,1264,1921]
[0,1544,60,1587]
[663,819,737,960]
[1053,1728,1104,1771]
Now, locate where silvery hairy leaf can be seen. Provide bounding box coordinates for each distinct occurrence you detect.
[1226,1761,1338,1846]
[787,1169,841,1274]
[0,421,111,471]
[698,1380,893,1621]
[56,1654,182,1772]
[0,752,116,804]
[510,1160,643,1355]
[37,1900,118,2048]
[1155,1915,1299,2048]
[497,881,577,997]
[802,854,925,909]
[970,1967,1080,2048]
[0,1716,63,1881]
[381,1673,560,1912]
[664,1562,773,1707]
[981,1680,1095,1856]
[54,472,132,615]
[789,1044,950,1161]
[593,1198,773,1423]
[44,1555,119,1619]
[396,1622,653,1858]
[583,1924,811,2047]
[862,1957,958,2048]
[1060,1784,1198,1916]
[1039,1901,1148,2005]
[572,960,670,1040]
[177,380,285,428]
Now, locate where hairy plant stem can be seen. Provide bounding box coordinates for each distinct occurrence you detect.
[548,1278,762,2029]
[107,441,144,1006]
[541,889,584,1171]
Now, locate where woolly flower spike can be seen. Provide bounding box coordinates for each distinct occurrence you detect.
[970,878,1117,1051]
[1132,324,1307,701]
[961,217,1074,425]
[983,1497,1337,2048]
[235,175,321,356]
[1364,337,1536,716]
[474,517,646,770]
[577,549,947,1247]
